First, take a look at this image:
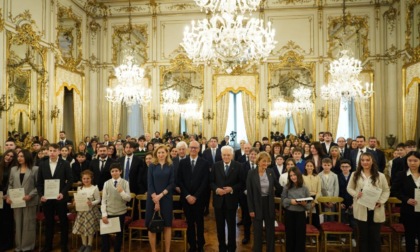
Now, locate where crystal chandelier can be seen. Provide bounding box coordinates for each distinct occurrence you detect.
[292,87,313,113]
[194,0,261,14]
[105,0,151,108]
[320,0,373,104]
[161,88,180,114]
[271,99,293,118]
[182,0,276,74]
[180,101,202,119]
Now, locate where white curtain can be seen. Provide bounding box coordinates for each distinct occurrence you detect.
[327,99,341,139]
[354,99,371,137]
[56,91,64,133]
[278,117,287,134]
[216,93,230,142]
[72,91,83,144]
[292,112,303,135]
[141,106,149,135]
[241,92,256,143]
[109,79,122,137]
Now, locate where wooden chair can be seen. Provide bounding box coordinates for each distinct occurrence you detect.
[306,202,320,252]
[387,197,404,252]
[67,190,78,249]
[170,195,188,251]
[128,194,149,251]
[274,197,286,252]
[122,193,137,249]
[317,196,353,252]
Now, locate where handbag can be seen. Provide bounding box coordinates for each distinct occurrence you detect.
[149,211,165,233]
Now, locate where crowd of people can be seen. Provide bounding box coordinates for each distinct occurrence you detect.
[0,130,419,252]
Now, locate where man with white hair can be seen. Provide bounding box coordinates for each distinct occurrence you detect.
[210,145,243,252]
[172,141,188,194]
[234,140,246,162]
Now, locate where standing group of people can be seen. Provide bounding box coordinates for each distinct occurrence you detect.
[1,131,420,252]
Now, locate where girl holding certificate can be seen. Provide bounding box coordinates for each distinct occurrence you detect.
[6,149,39,252]
[0,149,17,251]
[72,170,101,252]
[391,151,420,252]
[347,152,390,252]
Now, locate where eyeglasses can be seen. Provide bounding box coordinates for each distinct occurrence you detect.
[189,147,199,150]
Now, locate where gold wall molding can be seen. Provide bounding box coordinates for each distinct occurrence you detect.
[405,0,420,63]
[111,24,149,65]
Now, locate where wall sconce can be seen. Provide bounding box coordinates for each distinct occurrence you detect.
[0,94,14,118]
[317,106,329,121]
[192,121,199,128]
[29,110,38,121]
[257,108,269,121]
[51,105,60,121]
[203,109,214,122]
[272,119,279,127]
[148,109,160,123]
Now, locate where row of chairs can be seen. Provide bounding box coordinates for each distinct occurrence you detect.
[273,196,406,252]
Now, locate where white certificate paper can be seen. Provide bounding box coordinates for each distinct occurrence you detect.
[74,192,89,212]
[9,188,26,208]
[0,192,3,209]
[358,183,382,210]
[44,179,60,200]
[415,189,420,212]
[100,217,121,235]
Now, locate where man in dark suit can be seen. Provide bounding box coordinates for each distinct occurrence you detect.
[321,132,338,155]
[220,135,230,146]
[172,141,188,194]
[118,141,147,195]
[37,143,73,252]
[238,143,251,164]
[350,135,378,171]
[391,140,417,185]
[368,136,386,172]
[202,137,222,215]
[210,146,243,252]
[151,131,163,144]
[57,130,73,148]
[337,137,351,160]
[178,141,209,252]
[234,140,246,162]
[89,144,113,190]
[199,137,208,157]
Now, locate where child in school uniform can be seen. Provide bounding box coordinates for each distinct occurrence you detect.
[72,170,101,252]
[100,163,131,252]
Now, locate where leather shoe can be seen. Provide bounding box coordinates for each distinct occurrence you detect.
[242,238,250,244]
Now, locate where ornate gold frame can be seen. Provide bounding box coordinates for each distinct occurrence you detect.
[402,62,420,141]
[111,24,149,65]
[56,6,83,72]
[405,1,420,63]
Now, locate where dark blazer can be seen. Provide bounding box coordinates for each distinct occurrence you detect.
[372,148,386,172]
[118,155,147,194]
[199,144,208,156]
[202,148,222,167]
[338,147,351,160]
[72,160,90,183]
[89,158,113,191]
[246,167,281,220]
[37,158,73,201]
[177,156,209,201]
[58,139,73,148]
[322,142,338,155]
[210,160,243,209]
[234,149,244,162]
[391,170,419,222]
[172,156,189,189]
[391,157,406,185]
[338,172,353,207]
[151,138,162,144]
[350,148,377,171]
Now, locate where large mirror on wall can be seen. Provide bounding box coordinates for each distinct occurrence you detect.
[56,6,82,70]
[159,53,204,137]
[6,21,47,140]
[406,2,420,57]
[267,47,315,138]
[112,24,148,66]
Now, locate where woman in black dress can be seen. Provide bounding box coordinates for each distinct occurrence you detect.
[146,145,174,252]
[392,151,420,252]
[0,149,17,251]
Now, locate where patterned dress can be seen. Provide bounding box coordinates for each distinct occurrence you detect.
[72,185,101,235]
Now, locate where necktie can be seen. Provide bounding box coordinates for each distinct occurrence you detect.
[191,160,195,172]
[125,157,130,180]
[246,155,249,162]
[225,164,229,175]
[100,160,105,171]
[341,149,344,157]
[114,180,117,188]
[212,149,216,163]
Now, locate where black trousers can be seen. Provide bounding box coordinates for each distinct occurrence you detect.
[403,212,420,252]
[284,210,306,252]
[252,196,275,252]
[101,214,125,252]
[357,210,381,252]
[183,199,205,250]
[239,192,251,238]
[0,199,14,251]
[214,203,237,252]
[43,199,69,251]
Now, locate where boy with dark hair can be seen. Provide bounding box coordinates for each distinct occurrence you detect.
[72,152,90,184]
[100,163,131,252]
[292,147,305,173]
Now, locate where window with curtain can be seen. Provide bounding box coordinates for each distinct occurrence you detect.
[284,117,296,136]
[127,106,144,137]
[336,99,360,140]
[224,92,248,148]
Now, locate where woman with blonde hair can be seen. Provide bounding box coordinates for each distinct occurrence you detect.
[145,145,175,252]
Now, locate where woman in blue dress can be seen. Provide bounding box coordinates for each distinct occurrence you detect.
[146,145,174,252]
